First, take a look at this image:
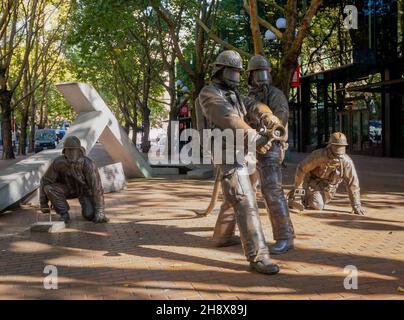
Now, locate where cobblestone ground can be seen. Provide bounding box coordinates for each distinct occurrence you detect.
[0,152,403,300]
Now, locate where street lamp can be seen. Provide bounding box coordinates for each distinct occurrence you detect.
[264,17,287,43]
[276,17,287,30]
[264,29,277,41]
[264,18,287,69]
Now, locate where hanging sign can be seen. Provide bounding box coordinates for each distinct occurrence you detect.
[291,64,300,87]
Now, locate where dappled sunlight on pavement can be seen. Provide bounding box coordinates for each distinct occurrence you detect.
[0,152,403,299]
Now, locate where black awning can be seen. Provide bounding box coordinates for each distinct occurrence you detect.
[345,78,404,92]
[301,63,379,83]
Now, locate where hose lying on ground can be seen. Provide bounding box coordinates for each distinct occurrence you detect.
[193,169,221,217]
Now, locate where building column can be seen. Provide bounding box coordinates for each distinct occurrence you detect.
[299,80,311,152]
[382,68,391,157]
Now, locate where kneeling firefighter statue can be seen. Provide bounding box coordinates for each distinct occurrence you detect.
[288,132,365,215]
[198,50,285,275]
[40,136,109,224]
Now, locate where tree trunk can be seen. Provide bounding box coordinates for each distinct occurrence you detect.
[141,106,151,153]
[28,93,36,153]
[167,90,179,159]
[19,102,29,155]
[0,89,15,159]
[131,125,137,145]
[141,104,151,153]
[131,100,138,145]
[39,83,48,129]
[19,122,27,155]
[276,52,297,97]
[124,121,130,134]
[19,68,30,156]
[166,60,176,158]
[249,0,265,55]
[141,65,151,154]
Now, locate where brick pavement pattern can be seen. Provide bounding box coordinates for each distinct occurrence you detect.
[0,152,403,300]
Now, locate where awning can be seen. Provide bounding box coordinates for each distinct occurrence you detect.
[300,63,379,83]
[345,78,404,92]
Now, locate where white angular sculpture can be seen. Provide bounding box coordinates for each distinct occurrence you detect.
[56,82,152,179]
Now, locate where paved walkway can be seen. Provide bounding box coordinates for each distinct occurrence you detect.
[0,155,29,171]
[0,152,403,299]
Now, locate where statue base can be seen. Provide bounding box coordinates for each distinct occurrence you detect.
[30,221,66,233]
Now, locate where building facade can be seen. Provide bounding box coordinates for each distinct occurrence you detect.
[292,0,404,157]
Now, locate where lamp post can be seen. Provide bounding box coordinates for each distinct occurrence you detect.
[263,17,289,69]
[264,30,277,41]
[276,17,287,31]
[264,30,281,70]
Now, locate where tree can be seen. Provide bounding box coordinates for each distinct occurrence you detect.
[1,0,38,159]
[300,1,353,75]
[66,0,166,153]
[249,0,264,55]
[243,0,323,96]
[0,0,69,158]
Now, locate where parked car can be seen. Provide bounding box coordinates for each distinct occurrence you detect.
[34,129,59,153]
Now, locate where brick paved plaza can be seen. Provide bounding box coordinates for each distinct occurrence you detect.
[0,152,403,300]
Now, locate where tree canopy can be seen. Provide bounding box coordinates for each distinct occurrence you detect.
[1,0,360,159]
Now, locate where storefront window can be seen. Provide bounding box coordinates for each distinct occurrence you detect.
[337,87,382,156]
[310,106,318,147]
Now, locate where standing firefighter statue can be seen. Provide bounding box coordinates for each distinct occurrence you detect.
[40,136,109,224]
[198,50,286,275]
[288,132,365,215]
[247,55,295,254]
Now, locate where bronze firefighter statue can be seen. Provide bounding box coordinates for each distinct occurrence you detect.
[198,50,285,275]
[196,55,294,255]
[288,132,365,215]
[40,136,109,224]
[247,55,295,254]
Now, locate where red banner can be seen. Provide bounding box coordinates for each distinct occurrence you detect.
[291,64,300,87]
[179,104,189,117]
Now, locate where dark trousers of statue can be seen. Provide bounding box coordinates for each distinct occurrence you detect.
[42,183,97,221]
[214,164,269,262]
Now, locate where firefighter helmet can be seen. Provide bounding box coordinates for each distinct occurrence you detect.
[328,132,349,146]
[247,55,271,86]
[211,50,244,78]
[247,55,271,72]
[62,135,86,155]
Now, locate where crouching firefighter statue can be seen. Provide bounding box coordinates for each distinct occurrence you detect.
[198,50,284,275]
[288,132,365,215]
[40,136,110,224]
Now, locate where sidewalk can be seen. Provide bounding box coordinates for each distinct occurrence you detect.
[0,155,29,172]
[0,152,403,299]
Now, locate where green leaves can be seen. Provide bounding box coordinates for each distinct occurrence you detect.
[66,0,167,130]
